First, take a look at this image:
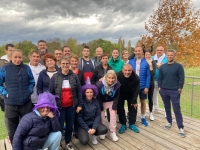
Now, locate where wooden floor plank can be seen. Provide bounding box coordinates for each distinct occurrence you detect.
[71,137,93,150]
[0,140,5,150]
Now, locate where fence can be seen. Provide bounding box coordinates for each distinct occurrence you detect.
[158,76,200,119]
[0,76,199,139]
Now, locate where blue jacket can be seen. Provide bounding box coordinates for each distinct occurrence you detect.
[129,57,151,89]
[77,97,101,131]
[0,62,35,105]
[37,69,51,94]
[12,111,60,150]
[152,55,168,81]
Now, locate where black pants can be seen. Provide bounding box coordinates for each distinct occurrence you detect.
[148,83,154,112]
[5,101,32,143]
[117,97,137,125]
[78,123,108,145]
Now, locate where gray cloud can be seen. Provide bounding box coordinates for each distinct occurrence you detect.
[0,0,199,47]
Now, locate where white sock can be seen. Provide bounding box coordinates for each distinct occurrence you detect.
[141,114,145,118]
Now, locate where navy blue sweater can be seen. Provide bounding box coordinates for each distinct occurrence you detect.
[158,62,184,90]
[77,98,101,131]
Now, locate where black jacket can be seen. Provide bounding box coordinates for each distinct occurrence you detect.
[117,71,140,104]
[91,64,112,85]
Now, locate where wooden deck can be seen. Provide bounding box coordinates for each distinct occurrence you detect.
[61,108,200,150]
[1,108,200,150]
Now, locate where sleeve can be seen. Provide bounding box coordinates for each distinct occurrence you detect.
[77,109,90,131]
[158,66,163,87]
[151,60,157,77]
[27,66,35,94]
[130,75,140,104]
[112,88,120,110]
[92,101,101,130]
[37,71,43,95]
[146,64,151,88]
[76,75,83,107]
[50,116,60,132]
[0,67,7,98]
[96,83,104,111]
[178,64,185,89]
[12,114,33,150]
[91,67,98,85]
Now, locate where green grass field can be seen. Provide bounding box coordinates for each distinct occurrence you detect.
[0,67,199,139]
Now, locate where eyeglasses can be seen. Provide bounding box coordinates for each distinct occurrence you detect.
[61,63,70,65]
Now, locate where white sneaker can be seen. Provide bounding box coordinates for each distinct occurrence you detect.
[110,132,118,142]
[149,113,154,121]
[91,135,98,144]
[99,134,105,140]
[179,128,186,138]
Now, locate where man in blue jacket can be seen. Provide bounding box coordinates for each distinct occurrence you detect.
[158,49,185,138]
[129,46,150,126]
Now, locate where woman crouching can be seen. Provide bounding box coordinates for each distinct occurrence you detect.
[77,84,108,145]
[12,92,61,150]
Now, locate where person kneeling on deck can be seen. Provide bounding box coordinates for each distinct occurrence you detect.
[158,49,185,138]
[117,64,140,134]
[77,83,108,145]
[12,92,62,150]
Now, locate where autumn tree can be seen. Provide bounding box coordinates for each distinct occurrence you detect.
[140,0,200,66]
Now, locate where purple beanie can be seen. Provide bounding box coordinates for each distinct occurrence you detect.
[81,84,98,97]
[33,92,59,116]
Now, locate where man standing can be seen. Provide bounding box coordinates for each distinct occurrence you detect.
[62,46,71,57]
[91,47,103,67]
[37,40,52,65]
[158,49,185,137]
[78,46,95,83]
[152,46,168,112]
[117,64,140,133]
[129,46,150,126]
[28,50,46,105]
[54,49,63,71]
[0,44,15,143]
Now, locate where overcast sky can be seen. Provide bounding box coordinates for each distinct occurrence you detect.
[0,0,200,46]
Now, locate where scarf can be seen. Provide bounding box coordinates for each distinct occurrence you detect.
[153,53,166,63]
[102,77,116,96]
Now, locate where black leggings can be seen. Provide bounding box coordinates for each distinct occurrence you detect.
[148,83,154,112]
[78,123,108,145]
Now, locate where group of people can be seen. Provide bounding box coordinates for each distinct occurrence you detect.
[0,40,185,150]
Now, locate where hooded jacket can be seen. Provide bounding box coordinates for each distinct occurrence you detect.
[108,56,124,73]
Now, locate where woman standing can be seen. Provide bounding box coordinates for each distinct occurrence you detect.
[70,55,84,86]
[37,54,57,94]
[96,70,121,142]
[108,49,124,73]
[121,50,130,64]
[77,84,108,145]
[49,57,82,150]
[144,50,156,121]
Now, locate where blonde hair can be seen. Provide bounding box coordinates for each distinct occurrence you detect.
[11,49,23,56]
[105,70,117,83]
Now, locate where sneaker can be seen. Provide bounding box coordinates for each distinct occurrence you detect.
[91,135,98,144]
[141,118,148,126]
[179,128,186,138]
[110,132,118,142]
[164,122,172,129]
[129,124,139,133]
[149,113,154,121]
[99,134,105,140]
[119,125,127,134]
[66,144,74,150]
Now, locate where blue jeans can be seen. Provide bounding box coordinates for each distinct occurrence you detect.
[59,106,75,144]
[40,131,62,150]
[159,88,184,129]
